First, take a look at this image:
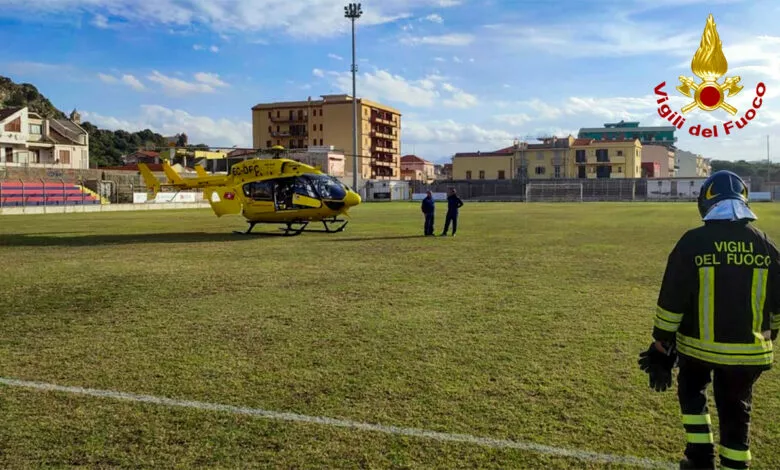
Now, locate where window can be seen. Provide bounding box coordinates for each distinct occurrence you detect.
[319,139,323,145]
[498,170,505,180]
[276,111,280,117]
[266,140,272,147]
[319,124,323,131]
[268,111,271,118]
[617,166,623,173]
[4,117,21,132]
[479,170,485,179]
[59,149,71,164]
[617,150,623,156]
[535,166,546,175]
[4,148,13,163]
[268,126,271,132]
[243,181,275,201]
[29,124,42,134]
[466,171,472,180]
[554,166,561,178]
[276,126,280,132]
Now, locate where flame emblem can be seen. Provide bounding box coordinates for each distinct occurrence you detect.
[676,14,743,115]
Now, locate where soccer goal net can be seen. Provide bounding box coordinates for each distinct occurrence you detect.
[525,183,583,202]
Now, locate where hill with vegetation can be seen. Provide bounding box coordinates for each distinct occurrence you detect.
[0,76,207,167]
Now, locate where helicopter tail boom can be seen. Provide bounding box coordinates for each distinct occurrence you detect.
[137,163,161,197]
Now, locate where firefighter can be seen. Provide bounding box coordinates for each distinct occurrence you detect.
[638,170,779,470]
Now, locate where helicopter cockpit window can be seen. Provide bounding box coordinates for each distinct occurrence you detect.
[293,176,318,199]
[243,181,274,201]
[306,174,347,200]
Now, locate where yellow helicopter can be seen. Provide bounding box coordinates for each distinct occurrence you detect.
[136,147,361,236]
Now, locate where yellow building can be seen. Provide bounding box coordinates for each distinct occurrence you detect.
[452,136,574,180]
[571,138,642,178]
[451,150,514,180]
[451,135,643,180]
[251,94,401,180]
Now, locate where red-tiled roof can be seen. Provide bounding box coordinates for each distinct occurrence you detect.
[573,138,593,145]
[493,146,516,154]
[401,154,426,163]
[129,150,160,157]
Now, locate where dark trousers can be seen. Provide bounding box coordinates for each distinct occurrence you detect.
[677,356,763,469]
[424,213,434,235]
[442,211,458,235]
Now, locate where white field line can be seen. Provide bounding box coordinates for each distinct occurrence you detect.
[0,377,675,469]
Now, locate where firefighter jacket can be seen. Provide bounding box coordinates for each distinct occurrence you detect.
[653,220,780,370]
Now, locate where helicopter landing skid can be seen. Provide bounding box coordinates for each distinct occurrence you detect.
[279,221,309,236]
[301,218,348,233]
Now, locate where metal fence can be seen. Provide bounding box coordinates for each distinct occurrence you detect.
[407,178,762,202]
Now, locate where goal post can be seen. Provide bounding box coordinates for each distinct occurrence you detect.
[525,182,584,202]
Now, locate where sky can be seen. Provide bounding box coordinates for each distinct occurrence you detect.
[0,0,778,165]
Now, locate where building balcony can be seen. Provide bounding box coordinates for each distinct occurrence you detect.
[270,115,308,123]
[371,144,396,153]
[271,131,291,137]
[371,130,397,140]
[370,115,395,126]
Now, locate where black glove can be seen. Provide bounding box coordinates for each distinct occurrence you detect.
[638,342,677,392]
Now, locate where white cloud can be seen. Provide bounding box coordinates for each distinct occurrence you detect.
[422,13,443,23]
[452,56,462,63]
[98,72,145,90]
[441,83,477,108]
[1,0,460,38]
[328,53,343,61]
[401,33,474,46]
[209,45,219,53]
[323,69,477,109]
[312,68,325,77]
[434,57,446,62]
[193,72,228,88]
[97,73,118,83]
[82,105,251,148]
[193,44,204,50]
[92,13,109,28]
[147,71,228,94]
[121,74,145,90]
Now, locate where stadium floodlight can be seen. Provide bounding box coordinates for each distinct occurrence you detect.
[344,3,362,193]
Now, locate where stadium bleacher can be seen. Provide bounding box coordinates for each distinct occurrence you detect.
[0,181,102,206]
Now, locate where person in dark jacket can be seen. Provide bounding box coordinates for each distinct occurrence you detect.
[441,188,464,236]
[421,191,435,236]
[638,170,780,470]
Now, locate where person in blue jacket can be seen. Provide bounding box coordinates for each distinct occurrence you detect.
[441,188,464,236]
[421,191,435,236]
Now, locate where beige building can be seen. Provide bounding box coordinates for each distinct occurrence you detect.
[571,138,643,179]
[252,94,401,181]
[451,135,643,180]
[642,145,676,177]
[400,154,435,183]
[0,107,90,169]
[675,149,711,177]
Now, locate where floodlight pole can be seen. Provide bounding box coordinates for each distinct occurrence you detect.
[345,3,362,193]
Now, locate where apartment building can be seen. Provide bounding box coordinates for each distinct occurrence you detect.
[251,94,401,181]
[400,154,435,183]
[571,138,643,178]
[642,145,677,177]
[0,107,90,169]
[451,135,643,180]
[578,120,677,148]
[675,149,711,177]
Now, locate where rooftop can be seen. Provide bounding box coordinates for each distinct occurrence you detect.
[401,154,431,164]
[0,107,23,121]
[252,94,401,114]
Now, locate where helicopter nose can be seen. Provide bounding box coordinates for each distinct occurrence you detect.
[344,190,361,207]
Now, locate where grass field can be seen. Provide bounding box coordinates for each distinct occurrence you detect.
[1,202,779,469]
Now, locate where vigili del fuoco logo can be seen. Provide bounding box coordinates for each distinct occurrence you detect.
[653,14,767,138]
